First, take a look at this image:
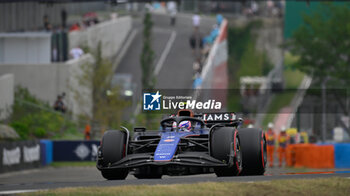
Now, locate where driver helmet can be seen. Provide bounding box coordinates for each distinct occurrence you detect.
[172,122,177,129]
[179,121,192,132]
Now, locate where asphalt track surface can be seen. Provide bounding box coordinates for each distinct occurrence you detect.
[115,13,216,118]
[1,166,350,193]
[116,13,215,90]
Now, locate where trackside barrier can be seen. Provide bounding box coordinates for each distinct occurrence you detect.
[194,19,228,110]
[312,145,334,168]
[52,140,99,161]
[0,140,104,173]
[0,140,41,173]
[40,140,53,166]
[286,144,334,168]
[334,143,350,168]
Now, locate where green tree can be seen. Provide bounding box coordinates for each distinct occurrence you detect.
[287,3,350,85]
[77,43,129,131]
[9,87,74,140]
[139,12,156,127]
[140,12,156,90]
[286,3,350,141]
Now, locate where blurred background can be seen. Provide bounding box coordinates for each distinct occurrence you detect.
[0,0,350,172]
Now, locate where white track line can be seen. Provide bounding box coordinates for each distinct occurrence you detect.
[0,189,43,195]
[114,28,138,71]
[154,31,177,75]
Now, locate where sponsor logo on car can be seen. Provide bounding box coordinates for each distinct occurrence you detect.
[203,113,236,122]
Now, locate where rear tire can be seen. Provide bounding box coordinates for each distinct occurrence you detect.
[100,130,129,180]
[211,127,242,177]
[238,128,266,176]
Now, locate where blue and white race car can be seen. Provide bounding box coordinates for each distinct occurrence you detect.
[96,110,266,180]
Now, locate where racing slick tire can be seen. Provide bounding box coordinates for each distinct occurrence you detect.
[100,130,129,180]
[238,128,266,176]
[211,127,242,177]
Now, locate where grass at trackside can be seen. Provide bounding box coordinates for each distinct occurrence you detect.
[52,132,85,140]
[284,68,305,89]
[25,177,350,196]
[49,162,96,167]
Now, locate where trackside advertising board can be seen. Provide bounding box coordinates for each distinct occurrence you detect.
[0,140,41,173]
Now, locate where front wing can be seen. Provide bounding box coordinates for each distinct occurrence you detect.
[97,152,227,171]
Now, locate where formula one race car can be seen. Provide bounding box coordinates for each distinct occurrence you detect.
[96,110,266,180]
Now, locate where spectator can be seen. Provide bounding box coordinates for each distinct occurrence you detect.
[69,46,84,59]
[205,24,219,44]
[278,126,289,167]
[266,123,276,167]
[61,92,67,107]
[192,13,201,28]
[69,23,81,32]
[52,47,58,62]
[167,1,177,26]
[43,14,51,31]
[193,60,201,73]
[82,12,99,28]
[145,3,153,12]
[61,9,67,29]
[193,73,202,89]
[53,95,66,113]
[266,0,274,17]
[251,1,259,16]
[84,124,91,140]
[51,27,59,62]
[216,14,223,26]
[189,27,203,59]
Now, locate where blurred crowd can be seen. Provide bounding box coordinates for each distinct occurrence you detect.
[43,9,102,62]
[69,12,100,32]
[189,13,224,89]
[209,0,284,18]
[241,0,284,18]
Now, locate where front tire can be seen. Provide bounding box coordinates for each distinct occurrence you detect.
[238,128,266,175]
[102,169,128,180]
[211,127,242,177]
[100,130,129,180]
